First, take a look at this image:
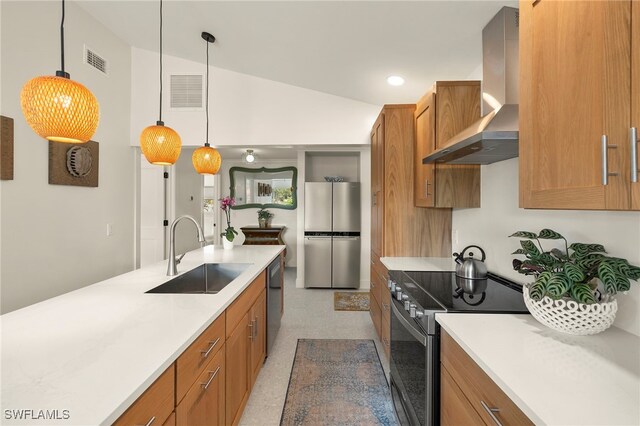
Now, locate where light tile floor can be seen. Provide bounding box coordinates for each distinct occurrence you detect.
[239,268,389,425]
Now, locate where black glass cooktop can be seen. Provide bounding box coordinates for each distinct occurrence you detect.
[401,271,528,313]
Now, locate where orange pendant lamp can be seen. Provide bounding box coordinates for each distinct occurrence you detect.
[140,0,181,165]
[20,0,99,143]
[192,32,222,175]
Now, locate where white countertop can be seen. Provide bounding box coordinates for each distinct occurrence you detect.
[380,257,455,272]
[437,314,640,426]
[0,245,284,425]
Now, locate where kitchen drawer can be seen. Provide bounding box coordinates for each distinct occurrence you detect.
[163,412,176,426]
[176,312,226,403]
[226,271,266,337]
[380,281,391,318]
[371,251,389,282]
[114,364,175,426]
[441,365,485,426]
[176,346,225,426]
[441,331,533,426]
[369,293,382,339]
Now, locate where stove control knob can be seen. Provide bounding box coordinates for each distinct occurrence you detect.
[395,288,403,301]
[404,299,411,311]
[409,304,417,317]
[415,310,425,319]
[401,293,409,301]
[388,279,395,290]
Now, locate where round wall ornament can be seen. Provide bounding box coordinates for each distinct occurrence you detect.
[66,146,93,177]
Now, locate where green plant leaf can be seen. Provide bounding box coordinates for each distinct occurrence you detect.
[627,265,640,281]
[546,273,571,299]
[520,240,540,256]
[511,249,527,255]
[529,280,546,300]
[538,229,565,240]
[570,284,597,304]
[510,231,538,239]
[598,261,618,295]
[550,248,569,261]
[576,254,605,270]
[530,253,558,267]
[615,273,631,292]
[564,263,586,283]
[569,243,607,257]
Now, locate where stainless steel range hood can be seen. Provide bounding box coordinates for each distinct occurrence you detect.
[424,7,519,165]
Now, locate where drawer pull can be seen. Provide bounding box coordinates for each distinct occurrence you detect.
[201,337,221,358]
[480,400,503,426]
[253,318,258,339]
[631,127,639,183]
[201,366,221,390]
[248,322,254,341]
[136,417,156,426]
[382,303,389,311]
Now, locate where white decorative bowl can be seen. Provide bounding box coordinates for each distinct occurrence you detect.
[523,284,618,336]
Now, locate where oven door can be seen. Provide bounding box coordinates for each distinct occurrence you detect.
[390,300,437,426]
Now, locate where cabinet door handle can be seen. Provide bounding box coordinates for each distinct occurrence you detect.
[248,322,254,341]
[602,135,619,185]
[425,179,432,197]
[137,417,156,426]
[201,337,221,358]
[480,401,503,426]
[631,127,638,183]
[201,366,221,390]
[253,317,258,339]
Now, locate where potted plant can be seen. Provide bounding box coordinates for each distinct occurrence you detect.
[220,196,238,250]
[257,209,273,228]
[510,228,640,335]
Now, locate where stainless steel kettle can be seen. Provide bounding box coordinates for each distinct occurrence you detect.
[453,245,487,280]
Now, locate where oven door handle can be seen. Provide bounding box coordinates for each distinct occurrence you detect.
[391,301,427,347]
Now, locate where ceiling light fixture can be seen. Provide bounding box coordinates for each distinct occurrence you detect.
[192,32,222,175]
[387,75,405,86]
[242,149,257,164]
[20,0,99,143]
[140,0,182,165]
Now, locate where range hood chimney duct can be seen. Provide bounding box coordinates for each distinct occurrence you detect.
[424,6,520,165]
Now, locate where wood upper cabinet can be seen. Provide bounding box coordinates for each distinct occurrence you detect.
[632,1,640,209]
[520,0,638,210]
[249,289,266,385]
[371,105,452,258]
[414,81,481,208]
[176,347,225,426]
[371,114,385,257]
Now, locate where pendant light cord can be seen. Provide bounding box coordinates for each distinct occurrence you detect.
[205,40,210,145]
[159,0,163,122]
[60,0,66,74]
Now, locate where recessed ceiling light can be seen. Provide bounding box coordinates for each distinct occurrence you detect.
[387,76,405,86]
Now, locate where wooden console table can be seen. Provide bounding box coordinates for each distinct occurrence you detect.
[241,226,286,257]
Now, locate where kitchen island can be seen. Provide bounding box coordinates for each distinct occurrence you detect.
[1,245,284,425]
[437,313,640,425]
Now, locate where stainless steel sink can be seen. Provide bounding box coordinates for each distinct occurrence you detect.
[146,263,252,294]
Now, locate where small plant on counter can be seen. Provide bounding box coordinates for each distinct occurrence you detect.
[510,228,640,304]
[220,196,238,242]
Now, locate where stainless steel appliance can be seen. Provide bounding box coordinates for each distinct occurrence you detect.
[453,245,488,280]
[423,7,520,165]
[266,257,282,355]
[304,182,361,288]
[388,271,529,425]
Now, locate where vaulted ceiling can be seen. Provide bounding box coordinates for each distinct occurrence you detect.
[78,1,516,105]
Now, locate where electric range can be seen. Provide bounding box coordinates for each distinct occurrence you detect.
[388,271,529,426]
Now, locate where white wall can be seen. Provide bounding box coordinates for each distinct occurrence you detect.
[219,159,298,266]
[172,148,204,255]
[452,159,640,336]
[0,1,134,313]
[130,48,381,147]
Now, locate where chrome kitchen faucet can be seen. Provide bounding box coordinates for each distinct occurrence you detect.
[167,215,205,276]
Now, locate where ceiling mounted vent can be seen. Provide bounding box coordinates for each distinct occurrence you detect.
[170,74,203,109]
[84,46,107,74]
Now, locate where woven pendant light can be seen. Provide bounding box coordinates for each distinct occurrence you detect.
[20,0,99,143]
[192,32,222,175]
[140,0,181,165]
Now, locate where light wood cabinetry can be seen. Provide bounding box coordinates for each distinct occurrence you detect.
[371,105,453,259]
[115,260,279,426]
[415,81,482,208]
[520,0,639,210]
[369,254,390,359]
[441,331,533,426]
[176,348,226,426]
[249,289,266,386]
[113,365,175,426]
[632,1,640,209]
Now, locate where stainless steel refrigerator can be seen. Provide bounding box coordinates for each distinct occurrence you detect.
[304,182,361,288]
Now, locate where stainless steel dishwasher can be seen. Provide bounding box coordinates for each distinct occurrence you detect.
[266,257,282,356]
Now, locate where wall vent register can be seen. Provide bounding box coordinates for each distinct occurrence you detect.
[84,46,107,74]
[170,74,203,109]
